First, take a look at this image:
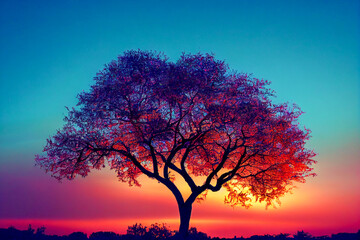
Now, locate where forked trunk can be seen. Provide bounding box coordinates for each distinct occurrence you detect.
[177,203,192,239]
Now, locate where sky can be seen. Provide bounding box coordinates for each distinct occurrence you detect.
[0,0,359,238]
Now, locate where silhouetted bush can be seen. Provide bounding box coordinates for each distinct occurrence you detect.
[127,223,147,237]
[0,225,39,240]
[293,231,313,240]
[147,223,174,240]
[126,223,174,240]
[67,232,88,240]
[89,231,121,240]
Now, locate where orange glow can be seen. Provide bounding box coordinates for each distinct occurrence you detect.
[1,146,359,238]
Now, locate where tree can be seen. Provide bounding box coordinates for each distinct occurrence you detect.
[35,50,316,239]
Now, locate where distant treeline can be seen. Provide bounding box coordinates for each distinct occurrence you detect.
[0,223,359,240]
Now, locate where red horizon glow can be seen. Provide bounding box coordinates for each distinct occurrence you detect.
[0,216,358,238]
[1,149,359,238]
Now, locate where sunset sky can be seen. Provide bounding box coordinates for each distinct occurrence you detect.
[0,0,359,238]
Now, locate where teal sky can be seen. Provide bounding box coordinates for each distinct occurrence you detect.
[0,0,359,237]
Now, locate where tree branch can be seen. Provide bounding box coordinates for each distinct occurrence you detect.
[148,143,159,177]
[111,147,185,206]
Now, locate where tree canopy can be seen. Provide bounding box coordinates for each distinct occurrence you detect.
[36,50,316,237]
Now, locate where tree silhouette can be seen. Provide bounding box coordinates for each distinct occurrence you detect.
[36,50,316,239]
[127,223,147,237]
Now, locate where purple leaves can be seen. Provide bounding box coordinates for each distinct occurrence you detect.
[36,50,316,209]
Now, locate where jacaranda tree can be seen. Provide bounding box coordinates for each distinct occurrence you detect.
[36,50,316,238]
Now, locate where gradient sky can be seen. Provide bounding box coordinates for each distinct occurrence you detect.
[0,0,359,238]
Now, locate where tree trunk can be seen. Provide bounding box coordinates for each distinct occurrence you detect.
[177,203,192,239]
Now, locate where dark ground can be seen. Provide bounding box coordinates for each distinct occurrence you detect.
[0,224,358,240]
